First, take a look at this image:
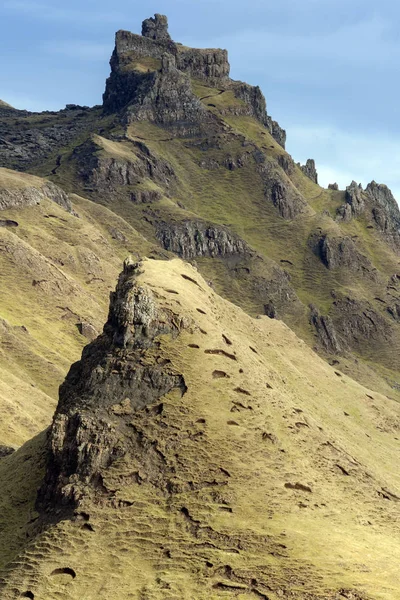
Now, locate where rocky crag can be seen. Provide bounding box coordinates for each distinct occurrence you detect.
[1,13,400,599]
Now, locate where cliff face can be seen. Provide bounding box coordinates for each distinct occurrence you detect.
[103,14,285,146]
[37,258,187,512]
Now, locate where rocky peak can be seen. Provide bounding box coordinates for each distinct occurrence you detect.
[141,13,171,42]
[365,180,400,234]
[337,180,365,221]
[37,258,187,513]
[102,14,286,146]
[300,158,318,184]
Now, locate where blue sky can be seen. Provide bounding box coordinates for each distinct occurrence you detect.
[1,0,400,197]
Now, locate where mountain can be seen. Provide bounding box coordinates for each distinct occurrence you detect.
[0,13,400,600]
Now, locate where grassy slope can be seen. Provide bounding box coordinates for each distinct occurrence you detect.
[1,259,400,599]
[0,169,154,445]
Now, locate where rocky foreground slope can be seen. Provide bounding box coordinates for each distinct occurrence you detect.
[1,12,400,600]
[1,257,400,599]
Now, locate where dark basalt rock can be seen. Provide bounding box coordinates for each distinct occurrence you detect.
[331,296,392,349]
[0,106,100,171]
[231,83,286,148]
[366,181,400,235]
[0,180,74,214]
[268,179,307,219]
[74,138,176,198]
[37,259,187,513]
[309,304,342,354]
[337,181,365,221]
[310,232,373,275]
[103,16,285,143]
[300,159,318,184]
[156,219,250,260]
[142,14,171,42]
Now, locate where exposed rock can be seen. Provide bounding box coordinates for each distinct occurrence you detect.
[130,189,162,204]
[37,259,187,512]
[176,47,230,84]
[268,179,307,219]
[365,181,400,235]
[41,182,74,214]
[328,183,339,190]
[300,159,318,184]
[124,64,209,133]
[103,20,286,143]
[0,106,100,170]
[231,83,286,148]
[331,296,392,350]
[0,186,43,211]
[268,118,287,149]
[142,14,171,42]
[75,138,176,198]
[76,322,98,341]
[277,154,295,176]
[156,220,250,260]
[310,232,373,274]
[0,180,74,214]
[309,304,342,354]
[337,181,365,221]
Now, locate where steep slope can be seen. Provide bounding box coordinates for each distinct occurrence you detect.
[0,15,398,403]
[1,258,400,599]
[0,168,155,446]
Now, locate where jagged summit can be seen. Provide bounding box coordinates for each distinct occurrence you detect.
[103,13,286,146]
[142,13,171,41]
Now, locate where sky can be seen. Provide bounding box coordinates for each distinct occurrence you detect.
[1,0,400,197]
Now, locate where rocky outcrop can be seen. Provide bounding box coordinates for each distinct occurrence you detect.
[103,16,286,143]
[0,106,99,170]
[268,179,307,219]
[0,180,73,213]
[75,138,175,198]
[336,179,400,248]
[300,159,318,184]
[366,181,400,235]
[310,232,373,274]
[231,83,286,148]
[309,304,342,353]
[124,59,209,133]
[176,47,230,84]
[103,16,230,119]
[331,296,392,350]
[37,259,187,513]
[156,219,250,260]
[328,183,339,190]
[337,181,365,221]
[142,14,171,42]
[277,154,295,175]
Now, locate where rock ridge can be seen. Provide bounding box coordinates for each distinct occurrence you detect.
[37,258,187,513]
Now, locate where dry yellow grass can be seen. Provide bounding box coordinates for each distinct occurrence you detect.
[1,258,399,599]
[0,171,154,445]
